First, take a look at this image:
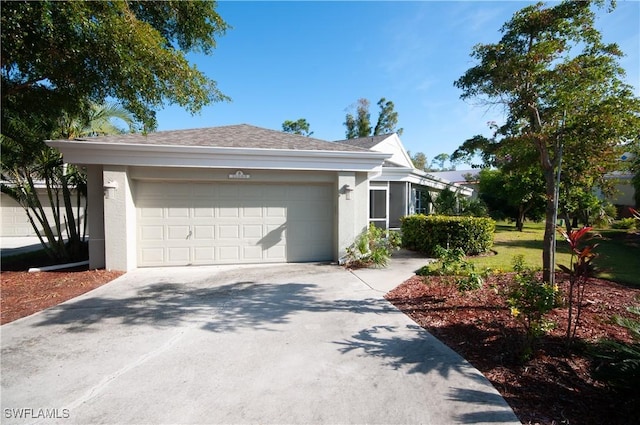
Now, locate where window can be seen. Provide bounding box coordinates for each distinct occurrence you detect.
[369,187,388,229]
[414,189,431,214]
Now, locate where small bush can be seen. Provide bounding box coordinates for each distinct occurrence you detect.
[505,255,558,360]
[401,214,495,256]
[419,245,490,293]
[594,306,640,392]
[342,224,401,268]
[611,218,637,230]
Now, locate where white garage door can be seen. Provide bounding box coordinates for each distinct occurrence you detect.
[1,194,35,237]
[136,182,334,266]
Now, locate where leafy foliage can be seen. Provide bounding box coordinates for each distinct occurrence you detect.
[611,218,637,230]
[417,246,490,293]
[454,0,640,283]
[344,97,403,139]
[401,215,495,256]
[557,226,600,343]
[282,118,313,137]
[1,1,229,262]
[506,256,559,360]
[477,168,545,231]
[342,224,401,268]
[594,306,640,393]
[1,0,229,130]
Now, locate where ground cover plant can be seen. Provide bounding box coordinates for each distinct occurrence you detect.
[387,221,640,424]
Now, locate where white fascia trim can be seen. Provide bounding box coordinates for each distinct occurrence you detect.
[369,167,474,196]
[46,141,392,172]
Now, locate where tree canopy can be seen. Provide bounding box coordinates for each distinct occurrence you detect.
[282,118,313,137]
[1,0,229,131]
[1,1,229,262]
[454,0,640,283]
[344,97,403,139]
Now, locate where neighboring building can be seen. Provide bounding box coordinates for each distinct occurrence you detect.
[600,172,637,215]
[428,170,480,199]
[0,186,86,237]
[46,124,468,271]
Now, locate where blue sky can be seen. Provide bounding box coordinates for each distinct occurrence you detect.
[155,1,640,166]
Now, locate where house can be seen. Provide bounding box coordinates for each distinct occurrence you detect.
[427,170,480,199]
[0,185,86,237]
[335,134,473,228]
[46,125,469,271]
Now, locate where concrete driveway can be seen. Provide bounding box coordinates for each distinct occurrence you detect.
[1,256,520,424]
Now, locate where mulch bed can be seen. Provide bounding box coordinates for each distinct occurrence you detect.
[1,269,123,324]
[386,273,640,425]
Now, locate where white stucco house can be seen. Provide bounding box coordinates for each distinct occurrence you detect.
[45,124,470,271]
[335,134,473,228]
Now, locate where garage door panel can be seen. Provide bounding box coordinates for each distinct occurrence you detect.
[219,225,239,239]
[242,205,263,218]
[137,182,333,266]
[167,247,190,263]
[265,206,286,217]
[168,226,190,240]
[219,246,240,261]
[243,246,263,261]
[265,245,286,259]
[140,247,164,265]
[140,225,164,241]
[193,246,215,263]
[194,226,214,239]
[193,207,214,218]
[167,207,189,218]
[242,225,263,239]
[219,207,240,218]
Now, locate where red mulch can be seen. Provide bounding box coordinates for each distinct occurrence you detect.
[386,273,640,425]
[1,269,123,324]
[2,264,639,423]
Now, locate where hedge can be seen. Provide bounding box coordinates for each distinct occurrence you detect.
[400,214,495,256]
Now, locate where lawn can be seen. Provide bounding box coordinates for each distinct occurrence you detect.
[469,221,640,287]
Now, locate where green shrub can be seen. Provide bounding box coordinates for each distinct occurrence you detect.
[594,306,640,392]
[505,255,558,360]
[418,245,490,293]
[611,218,637,229]
[401,214,495,256]
[342,224,401,268]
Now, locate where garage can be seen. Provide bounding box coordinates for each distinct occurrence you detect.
[136,181,334,266]
[47,124,391,271]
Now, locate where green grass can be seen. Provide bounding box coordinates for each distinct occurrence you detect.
[468,221,640,287]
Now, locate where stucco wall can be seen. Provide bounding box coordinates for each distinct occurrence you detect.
[97,167,370,270]
[1,190,86,238]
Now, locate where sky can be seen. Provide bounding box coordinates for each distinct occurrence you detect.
[155,1,640,167]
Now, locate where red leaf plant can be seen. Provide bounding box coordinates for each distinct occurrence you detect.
[557,226,599,343]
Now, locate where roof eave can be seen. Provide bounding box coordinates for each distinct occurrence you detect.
[45,140,392,172]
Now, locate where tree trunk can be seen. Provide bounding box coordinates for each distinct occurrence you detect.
[516,204,525,232]
[542,167,556,284]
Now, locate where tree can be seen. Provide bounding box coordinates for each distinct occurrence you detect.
[344,98,372,139]
[408,151,428,171]
[430,153,456,171]
[1,1,229,130]
[373,98,403,136]
[478,168,545,230]
[1,102,138,262]
[1,1,229,262]
[282,118,313,137]
[454,0,640,283]
[344,97,403,139]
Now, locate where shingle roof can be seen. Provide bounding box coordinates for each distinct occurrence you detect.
[61,124,370,152]
[333,134,394,149]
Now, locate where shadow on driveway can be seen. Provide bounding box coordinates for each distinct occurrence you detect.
[34,280,395,334]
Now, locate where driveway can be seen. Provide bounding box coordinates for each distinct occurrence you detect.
[1,256,520,424]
